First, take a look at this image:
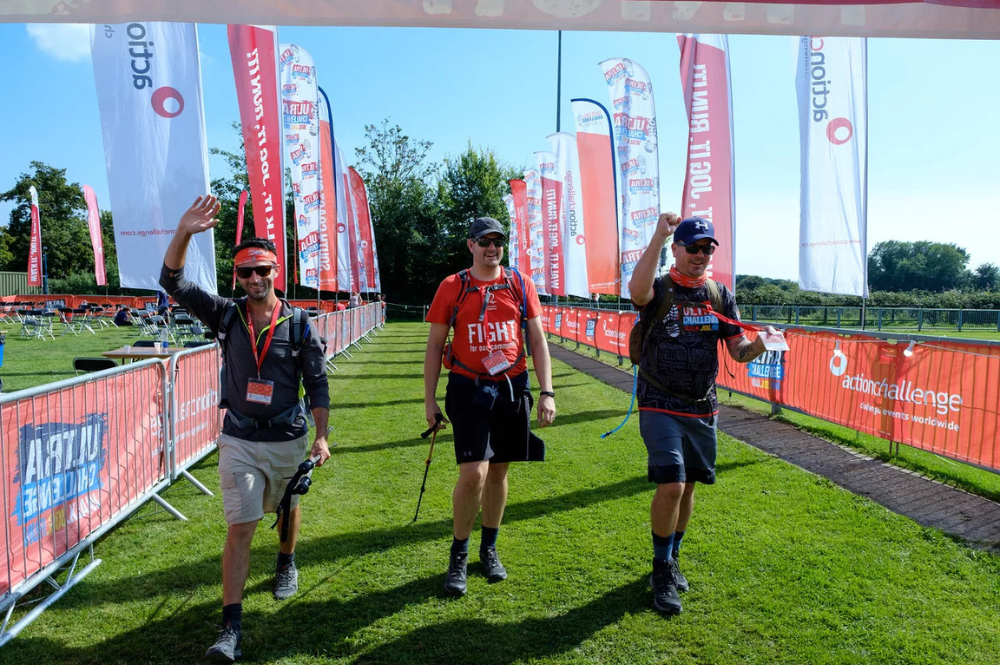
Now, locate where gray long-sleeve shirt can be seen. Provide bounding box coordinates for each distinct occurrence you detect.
[160,263,330,442]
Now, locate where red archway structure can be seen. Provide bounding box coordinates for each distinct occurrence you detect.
[6,0,1000,39]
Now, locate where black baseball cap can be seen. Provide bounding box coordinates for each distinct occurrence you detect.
[469,217,507,239]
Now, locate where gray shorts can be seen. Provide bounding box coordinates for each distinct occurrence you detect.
[217,433,311,525]
[638,410,717,485]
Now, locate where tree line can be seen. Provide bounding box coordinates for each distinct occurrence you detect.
[3,119,999,309]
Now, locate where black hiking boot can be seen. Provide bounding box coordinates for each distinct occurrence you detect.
[669,558,689,593]
[205,622,242,663]
[650,558,682,615]
[480,546,508,583]
[443,551,468,596]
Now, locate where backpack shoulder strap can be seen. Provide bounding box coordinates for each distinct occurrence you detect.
[706,279,723,315]
[290,306,307,357]
[504,266,528,326]
[639,276,675,356]
[216,299,242,343]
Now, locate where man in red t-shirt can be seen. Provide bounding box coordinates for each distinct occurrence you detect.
[424,216,556,597]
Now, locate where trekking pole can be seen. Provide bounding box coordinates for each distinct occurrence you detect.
[272,454,321,543]
[413,413,444,522]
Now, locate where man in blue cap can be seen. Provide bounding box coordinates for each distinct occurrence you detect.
[629,213,775,615]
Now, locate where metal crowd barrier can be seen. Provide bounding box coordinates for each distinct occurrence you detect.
[0,301,386,646]
[541,304,1000,477]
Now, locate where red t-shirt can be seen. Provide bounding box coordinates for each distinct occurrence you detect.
[427,270,541,380]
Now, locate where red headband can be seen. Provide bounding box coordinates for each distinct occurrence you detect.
[234,247,278,266]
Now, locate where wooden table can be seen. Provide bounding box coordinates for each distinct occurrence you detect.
[102,346,184,364]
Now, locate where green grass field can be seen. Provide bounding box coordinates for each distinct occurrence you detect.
[5,322,1000,664]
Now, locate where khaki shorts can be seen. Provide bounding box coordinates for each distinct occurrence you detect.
[217,433,311,525]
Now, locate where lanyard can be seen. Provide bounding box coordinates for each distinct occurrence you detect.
[703,303,761,333]
[245,303,282,377]
[478,287,494,353]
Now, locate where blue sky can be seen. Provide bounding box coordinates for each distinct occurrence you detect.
[1,23,998,281]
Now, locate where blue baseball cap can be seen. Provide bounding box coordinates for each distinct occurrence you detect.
[674,217,718,246]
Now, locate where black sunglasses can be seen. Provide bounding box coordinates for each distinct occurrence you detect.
[682,244,716,256]
[474,237,505,248]
[235,265,275,279]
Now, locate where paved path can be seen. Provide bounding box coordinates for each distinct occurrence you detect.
[550,344,1000,548]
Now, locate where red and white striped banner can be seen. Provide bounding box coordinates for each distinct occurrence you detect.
[571,98,619,295]
[27,186,42,287]
[227,25,286,293]
[678,34,736,291]
[82,185,106,287]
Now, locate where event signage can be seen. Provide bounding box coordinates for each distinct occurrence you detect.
[27,186,42,287]
[279,43,323,290]
[227,25,286,292]
[334,141,355,291]
[796,36,868,297]
[571,98,619,295]
[503,193,518,271]
[82,185,106,287]
[548,133,589,298]
[534,151,564,296]
[92,22,217,292]
[349,167,379,292]
[677,34,736,291]
[508,179,531,277]
[316,89,339,291]
[523,169,547,295]
[601,57,659,300]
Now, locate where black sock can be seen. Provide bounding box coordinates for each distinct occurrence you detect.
[480,526,499,551]
[222,603,242,628]
[277,551,295,568]
[451,537,469,557]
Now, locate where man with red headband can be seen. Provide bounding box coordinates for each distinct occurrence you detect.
[630,213,774,616]
[160,196,330,663]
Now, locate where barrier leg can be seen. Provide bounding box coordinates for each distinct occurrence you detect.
[0,548,103,647]
[150,494,188,521]
[180,469,214,496]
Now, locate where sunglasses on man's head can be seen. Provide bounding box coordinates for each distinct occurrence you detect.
[682,243,716,256]
[475,237,505,248]
[235,265,275,279]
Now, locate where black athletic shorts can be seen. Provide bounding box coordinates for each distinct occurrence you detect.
[444,371,542,465]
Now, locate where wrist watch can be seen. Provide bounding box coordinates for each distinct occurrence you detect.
[540,391,555,398]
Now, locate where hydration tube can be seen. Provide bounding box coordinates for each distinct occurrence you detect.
[601,364,637,439]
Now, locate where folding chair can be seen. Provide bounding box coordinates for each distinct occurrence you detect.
[73,357,118,374]
[73,308,96,335]
[59,307,81,336]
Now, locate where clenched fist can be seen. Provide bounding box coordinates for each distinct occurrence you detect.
[654,212,682,240]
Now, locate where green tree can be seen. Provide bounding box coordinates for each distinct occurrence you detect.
[974,263,999,291]
[436,144,521,278]
[868,240,970,292]
[0,161,93,278]
[355,119,440,304]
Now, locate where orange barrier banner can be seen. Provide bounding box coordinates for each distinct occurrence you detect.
[546,305,1000,472]
[170,346,223,473]
[1,362,167,595]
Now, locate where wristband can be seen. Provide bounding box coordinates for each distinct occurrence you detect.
[539,391,555,398]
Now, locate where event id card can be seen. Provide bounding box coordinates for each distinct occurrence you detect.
[758,330,790,352]
[482,350,512,376]
[246,378,275,405]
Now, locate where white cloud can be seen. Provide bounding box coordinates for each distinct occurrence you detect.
[26,23,91,63]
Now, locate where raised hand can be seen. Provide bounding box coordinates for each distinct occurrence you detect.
[655,212,682,239]
[177,195,221,236]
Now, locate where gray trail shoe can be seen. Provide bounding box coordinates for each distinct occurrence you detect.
[205,622,242,663]
[669,558,689,593]
[480,546,508,583]
[443,551,468,596]
[650,558,682,615]
[273,562,299,600]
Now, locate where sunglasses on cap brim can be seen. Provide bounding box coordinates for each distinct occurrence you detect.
[235,265,276,279]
